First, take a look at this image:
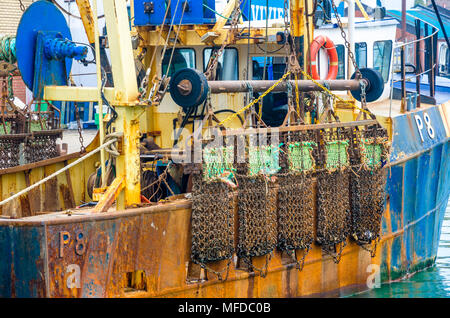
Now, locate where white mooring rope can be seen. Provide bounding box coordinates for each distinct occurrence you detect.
[0,138,118,207]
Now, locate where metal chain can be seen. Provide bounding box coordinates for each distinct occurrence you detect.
[187,126,389,274]
[236,174,278,261]
[235,174,276,277]
[283,0,291,57]
[190,174,235,280]
[329,0,368,111]
[193,258,232,282]
[204,0,242,80]
[282,0,302,122]
[330,0,361,79]
[277,170,315,269]
[360,81,368,115]
[350,126,390,258]
[0,138,22,168]
[25,134,60,163]
[18,0,25,12]
[218,71,291,126]
[162,1,189,80]
[315,128,354,263]
[283,0,300,73]
[7,73,14,101]
[73,102,86,153]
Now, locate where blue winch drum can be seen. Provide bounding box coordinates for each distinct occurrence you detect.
[16,0,73,91]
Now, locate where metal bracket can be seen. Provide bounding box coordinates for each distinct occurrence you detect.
[92,187,107,202]
[93,176,125,212]
[144,2,154,14]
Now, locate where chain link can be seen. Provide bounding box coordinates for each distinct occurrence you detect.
[329,0,368,111]
[73,102,86,153]
[330,0,360,78]
[18,0,26,12]
[188,125,389,276]
[315,128,353,263]
[277,173,315,262]
[236,173,278,260]
[360,81,368,116]
[190,174,235,277]
[186,1,390,274]
[204,0,242,81]
[350,126,390,257]
[0,137,22,168]
[283,0,301,74]
[282,0,302,122]
[25,134,60,163]
[7,73,14,101]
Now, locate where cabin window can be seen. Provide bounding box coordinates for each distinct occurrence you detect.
[161,48,196,77]
[252,56,286,80]
[203,48,239,80]
[355,42,367,69]
[373,40,392,83]
[336,45,345,79]
[251,56,288,127]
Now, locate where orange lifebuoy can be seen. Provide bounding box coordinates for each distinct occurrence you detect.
[310,35,339,80]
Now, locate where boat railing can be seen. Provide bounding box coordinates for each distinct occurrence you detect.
[388,15,439,117]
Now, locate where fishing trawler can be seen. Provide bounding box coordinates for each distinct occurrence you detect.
[0,0,448,298]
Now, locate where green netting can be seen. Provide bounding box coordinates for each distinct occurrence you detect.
[360,138,385,170]
[203,146,235,182]
[288,141,317,173]
[248,145,281,176]
[325,140,349,171]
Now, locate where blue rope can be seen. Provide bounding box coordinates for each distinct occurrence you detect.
[0,36,16,64]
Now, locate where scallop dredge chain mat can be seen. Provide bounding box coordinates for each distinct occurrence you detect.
[189,126,390,267]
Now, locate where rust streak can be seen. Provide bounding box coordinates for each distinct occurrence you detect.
[63,161,76,209]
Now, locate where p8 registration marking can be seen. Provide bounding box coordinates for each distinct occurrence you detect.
[414,112,435,143]
[59,230,87,257]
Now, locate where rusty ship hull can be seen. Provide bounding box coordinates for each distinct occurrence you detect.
[0,103,448,298]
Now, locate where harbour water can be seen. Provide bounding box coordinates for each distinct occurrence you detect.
[349,199,450,298]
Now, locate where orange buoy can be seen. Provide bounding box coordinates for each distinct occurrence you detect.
[310,35,339,80]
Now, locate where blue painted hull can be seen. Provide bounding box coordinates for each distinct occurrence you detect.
[380,105,450,281]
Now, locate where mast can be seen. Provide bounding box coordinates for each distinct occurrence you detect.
[430,0,450,50]
[400,0,407,112]
[402,0,407,41]
[348,0,355,79]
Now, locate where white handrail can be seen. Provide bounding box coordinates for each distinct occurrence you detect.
[393,13,439,49]
[389,17,440,116]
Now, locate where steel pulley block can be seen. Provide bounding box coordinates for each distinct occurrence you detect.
[169,68,209,111]
[350,68,384,103]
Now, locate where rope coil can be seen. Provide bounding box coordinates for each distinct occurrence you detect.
[0,36,16,64]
